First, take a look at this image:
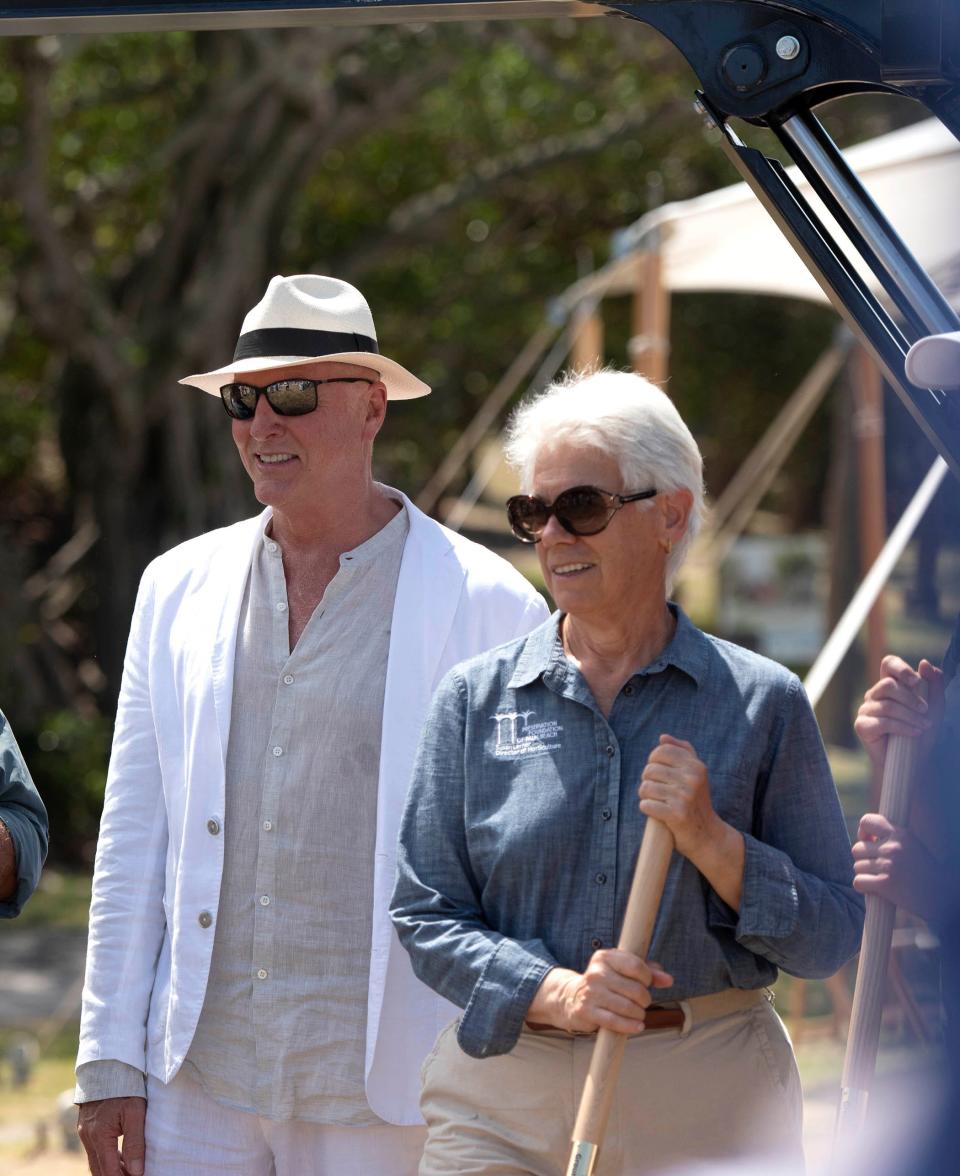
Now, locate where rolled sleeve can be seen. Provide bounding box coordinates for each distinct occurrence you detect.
[391,670,557,1059]
[712,677,864,977]
[458,938,555,1058]
[74,1060,146,1103]
[0,712,49,919]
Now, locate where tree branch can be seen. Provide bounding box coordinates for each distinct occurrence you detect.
[11,42,142,456]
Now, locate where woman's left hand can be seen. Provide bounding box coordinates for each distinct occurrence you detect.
[639,734,745,910]
[639,734,720,860]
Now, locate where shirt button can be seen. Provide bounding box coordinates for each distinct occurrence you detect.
[259,895,271,907]
[601,807,612,821]
[605,745,615,758]
[198,911,212,928]
[206,818,221,835]
[623,684,635,696]
[276,601,287,613]
[267,541,278,553]
[256,968,268,980]
[272,746,283,757]
[595,873,607,885]
[263,820,273,831]
[283,674,294,685]
[591,937,603,950]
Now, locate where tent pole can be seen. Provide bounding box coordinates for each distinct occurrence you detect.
[852,344,888,804]
[570,301,604,372]
[803,457,948,709]
[629,244,670,384]
[415,320,560,516]
[699,343,847,566]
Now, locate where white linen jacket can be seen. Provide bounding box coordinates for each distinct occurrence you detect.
[77,493,548,1125]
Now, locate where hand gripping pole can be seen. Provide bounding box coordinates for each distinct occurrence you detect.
[566,817,675,1176]
[834,693,927,1150]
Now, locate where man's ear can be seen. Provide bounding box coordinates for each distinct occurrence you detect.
[362,381,388,439]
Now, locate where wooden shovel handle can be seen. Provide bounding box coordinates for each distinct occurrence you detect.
[836,695,927,1142]
[566,818,675,1176]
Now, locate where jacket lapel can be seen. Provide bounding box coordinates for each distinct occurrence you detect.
[366,496,465,1068]
[210,510,269,765]
[378,495,464,824]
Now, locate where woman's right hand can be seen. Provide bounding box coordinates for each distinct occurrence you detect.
[526,950,674,1035]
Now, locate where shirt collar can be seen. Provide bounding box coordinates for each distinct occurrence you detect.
[259,494,408,567]
[508,603,707,690]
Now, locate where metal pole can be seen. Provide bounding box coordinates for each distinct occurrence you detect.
[803,457,948,708]
[777,112,959,337]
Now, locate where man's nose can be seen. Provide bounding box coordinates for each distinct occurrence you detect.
[249,395,283,437]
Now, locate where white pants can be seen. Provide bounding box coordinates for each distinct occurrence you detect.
[144,1069,426,1176]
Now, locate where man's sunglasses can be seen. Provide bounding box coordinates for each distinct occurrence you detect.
[506,485,658,543]
[219,377,374,420]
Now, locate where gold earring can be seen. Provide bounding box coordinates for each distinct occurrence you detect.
[660,537,673,555]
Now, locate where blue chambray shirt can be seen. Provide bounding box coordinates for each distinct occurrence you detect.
[0,709,49,918]
[391,607,864,1059]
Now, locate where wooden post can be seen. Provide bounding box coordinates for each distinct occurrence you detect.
[629,245,670,384]
[570,302,604,372]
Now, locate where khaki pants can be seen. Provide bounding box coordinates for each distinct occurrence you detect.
[419,990,803,1175]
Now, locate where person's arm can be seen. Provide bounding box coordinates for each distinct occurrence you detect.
[0,711,49,917]
[701,676,865,977]
[391,669,558,1058]
[852,654,952,921]
[75,566,168,1175]
[0,818,14,900]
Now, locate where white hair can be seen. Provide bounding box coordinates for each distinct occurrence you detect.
[503,368,705,581]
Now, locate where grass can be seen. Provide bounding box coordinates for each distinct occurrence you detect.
[0,1053,84,1172]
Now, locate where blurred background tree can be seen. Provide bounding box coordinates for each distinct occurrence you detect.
[0,17,934,863]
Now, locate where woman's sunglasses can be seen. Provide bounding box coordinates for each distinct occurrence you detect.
[220,377,374,420]
[506,485,658,543]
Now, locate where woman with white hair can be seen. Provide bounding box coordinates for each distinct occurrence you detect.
[391,369,863,1174]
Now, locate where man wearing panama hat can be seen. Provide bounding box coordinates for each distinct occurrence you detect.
[75,275,548,1175]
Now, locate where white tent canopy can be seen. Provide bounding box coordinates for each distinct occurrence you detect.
[556,118,960,312]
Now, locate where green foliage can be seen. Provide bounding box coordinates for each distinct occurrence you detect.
[21,712,111,867]
[0,22,924,859]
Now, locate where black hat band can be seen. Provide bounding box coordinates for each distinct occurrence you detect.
[233,327,379,362]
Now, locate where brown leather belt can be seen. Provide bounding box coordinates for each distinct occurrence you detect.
[643,1005,685,1030]
[526,988,768,1038]
[526,1006,684,1034]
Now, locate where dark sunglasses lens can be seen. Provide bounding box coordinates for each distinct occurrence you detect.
[220,384,257,419]
[507,497,548,542]
[554,488,611,535]
[266,379,317,416]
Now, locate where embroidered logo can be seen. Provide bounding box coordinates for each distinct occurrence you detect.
[489,710,563,758]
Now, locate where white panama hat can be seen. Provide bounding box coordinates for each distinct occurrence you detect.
[179,274,431,400]
[905,329,960,392]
